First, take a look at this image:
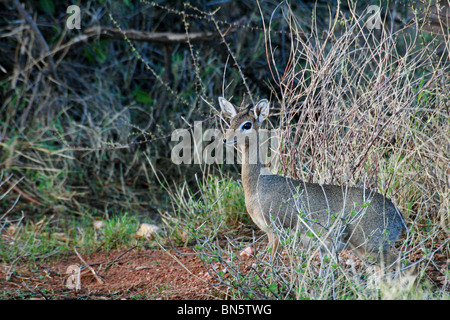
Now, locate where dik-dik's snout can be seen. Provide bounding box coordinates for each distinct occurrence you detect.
[222,138,237,145]
[222,129,259,147]
[222,132,237,145]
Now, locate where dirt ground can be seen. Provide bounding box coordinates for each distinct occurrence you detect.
[1,243,449,300]
[0,246,223,300]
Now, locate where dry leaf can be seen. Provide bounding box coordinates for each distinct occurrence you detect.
[93,220,106,230]
[52,232,69,242]
[239,246,254,259]
[136,223,160,239]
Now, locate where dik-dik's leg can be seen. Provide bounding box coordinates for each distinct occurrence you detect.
[379,247,418,277]
[268,232,281,261]
[351,245,401,272]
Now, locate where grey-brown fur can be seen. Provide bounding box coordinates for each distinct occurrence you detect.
[219,97,407,269]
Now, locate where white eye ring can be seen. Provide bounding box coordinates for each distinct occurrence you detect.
[240,121,253,131]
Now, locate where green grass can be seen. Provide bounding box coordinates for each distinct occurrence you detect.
[0,211,156,273]
[159,171,247,246]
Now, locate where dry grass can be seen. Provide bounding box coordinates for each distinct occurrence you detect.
[275,5,449,231]
[163,1,449,299]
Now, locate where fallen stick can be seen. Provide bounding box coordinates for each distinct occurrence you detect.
[103,245,137,272]
[73,246,104,285]
[84,26,220,44]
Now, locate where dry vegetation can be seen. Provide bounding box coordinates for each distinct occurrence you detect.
[0,0,449,299]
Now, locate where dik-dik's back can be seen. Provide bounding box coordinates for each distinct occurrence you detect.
[219,96,407,269]
[253,174,406,258]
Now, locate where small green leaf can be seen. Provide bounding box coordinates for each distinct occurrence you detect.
[133,89,153,104]
[40,0,54,15]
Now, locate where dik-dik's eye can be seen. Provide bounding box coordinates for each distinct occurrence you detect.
[241,121,252,131]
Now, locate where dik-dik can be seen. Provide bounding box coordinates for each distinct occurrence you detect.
[219,97,407,270]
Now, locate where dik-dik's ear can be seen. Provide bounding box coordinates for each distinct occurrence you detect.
[218,97,238,118]
[254,99,270,125]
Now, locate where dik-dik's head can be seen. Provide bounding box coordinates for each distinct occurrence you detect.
[219,97,270,145]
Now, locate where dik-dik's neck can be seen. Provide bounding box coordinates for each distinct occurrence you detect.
[241,132,263,195]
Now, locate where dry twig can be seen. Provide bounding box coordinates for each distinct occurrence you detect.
[73,246,104,285]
